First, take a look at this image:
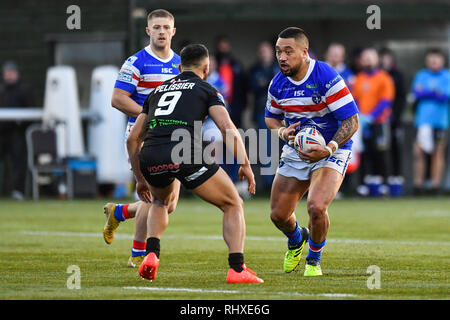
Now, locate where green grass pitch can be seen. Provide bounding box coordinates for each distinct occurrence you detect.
[0,197,449,300]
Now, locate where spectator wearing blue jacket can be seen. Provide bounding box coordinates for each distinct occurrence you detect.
[411,48,450,195]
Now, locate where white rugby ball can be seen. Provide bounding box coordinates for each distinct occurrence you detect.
[294,127,326,152]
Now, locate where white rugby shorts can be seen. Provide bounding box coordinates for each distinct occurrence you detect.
[124,121,134,170]
[277,147,352,181]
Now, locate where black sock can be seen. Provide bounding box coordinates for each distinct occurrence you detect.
[228,253,244,272]
[146,237,160,258]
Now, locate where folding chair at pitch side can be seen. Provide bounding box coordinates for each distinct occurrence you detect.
[26,124,73,200]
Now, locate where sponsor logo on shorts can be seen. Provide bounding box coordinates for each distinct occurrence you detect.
[185,166,208,181]
[147,163,180,173]
[325,155,345,167]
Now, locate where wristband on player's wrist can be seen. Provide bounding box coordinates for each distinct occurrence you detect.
[329,140,339,152]
[324,146,333,157]
[277,127,287,141]
[325,140,339,157]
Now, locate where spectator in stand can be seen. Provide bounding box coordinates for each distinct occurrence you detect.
[352,48,395,197]
[411,48,450,195]
[325,43,361,196]
[214,35,248,129]
[325,43,355,87]
[349,47,364,75]
[250,41,278,130]
[207,55,227,96]
[214,35,249,184]
[0,61,35,200]
[379,48,407,196]
[249,41,279,190]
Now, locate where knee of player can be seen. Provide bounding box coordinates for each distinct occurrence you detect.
[269,208,286,224]
[307,200,328,219]
[220,194,243,214]
[152,197,171,208]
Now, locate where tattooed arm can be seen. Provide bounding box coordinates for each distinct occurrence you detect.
[297,114,359,163]
[330,114,359,149]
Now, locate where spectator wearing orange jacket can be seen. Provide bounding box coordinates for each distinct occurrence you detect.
[352,48,395,196]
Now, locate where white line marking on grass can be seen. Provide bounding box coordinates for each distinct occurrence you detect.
[21,231,450,246]
[22,230,133,239]
[122,286,356,298]
[414,209,450,217]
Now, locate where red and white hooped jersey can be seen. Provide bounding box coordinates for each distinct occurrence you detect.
[114,45,180,123]
[266,59,359,157]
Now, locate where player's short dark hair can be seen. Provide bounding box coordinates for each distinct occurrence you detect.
[180,44,209,68]
[278,27,309,47]
[147,9,174,23]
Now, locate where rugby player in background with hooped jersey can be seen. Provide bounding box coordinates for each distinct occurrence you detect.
[265,27,359,276]
[102,9,181,268]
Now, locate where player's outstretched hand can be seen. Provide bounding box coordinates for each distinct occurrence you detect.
[136,179,152,203]
[238,164,256,195]
[297,145,330,163]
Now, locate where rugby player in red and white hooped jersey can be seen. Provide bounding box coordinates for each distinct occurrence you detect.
[102,9,181,268]
[265,27,359,276]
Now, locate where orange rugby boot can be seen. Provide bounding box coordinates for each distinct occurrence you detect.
[226,265,264,283]
[138,252,160,281]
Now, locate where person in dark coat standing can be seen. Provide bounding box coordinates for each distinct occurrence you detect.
[379,48,407,195]
[0,61,35,200]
